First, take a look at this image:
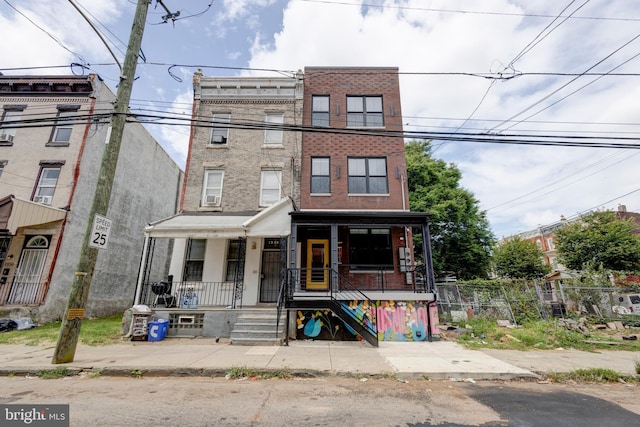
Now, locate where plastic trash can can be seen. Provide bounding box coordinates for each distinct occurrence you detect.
[148,318,169,342]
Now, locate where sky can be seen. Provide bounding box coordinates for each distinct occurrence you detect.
[1,0,640,239]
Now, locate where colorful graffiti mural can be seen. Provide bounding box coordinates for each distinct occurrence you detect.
[295,300,439,342]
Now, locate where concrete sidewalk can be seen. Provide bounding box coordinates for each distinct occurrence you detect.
[0,338,637,380]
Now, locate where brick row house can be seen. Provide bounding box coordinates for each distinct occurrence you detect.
[135,67,438,345]
[0,74,182,322]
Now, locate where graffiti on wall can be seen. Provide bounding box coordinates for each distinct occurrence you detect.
[296,300,434,342]
[376,301,430,341]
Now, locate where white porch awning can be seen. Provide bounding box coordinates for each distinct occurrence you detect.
[145,197,294,239]
[0,195,67,234]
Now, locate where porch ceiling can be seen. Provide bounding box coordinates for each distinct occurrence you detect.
[290,210,430,226]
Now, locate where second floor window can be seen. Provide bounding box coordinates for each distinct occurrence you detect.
[210,113,230,145]
[33,167,60,205]
[260,170,281,206]
[202,170,224,206]
[348,157,388,194]
[264,113,283,145]
[347,96,383,127]
[311,157,330,193]
[312,96,329,127]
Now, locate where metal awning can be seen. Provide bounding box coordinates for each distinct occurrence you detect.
[0,195,67,234]
[145,197,295,239]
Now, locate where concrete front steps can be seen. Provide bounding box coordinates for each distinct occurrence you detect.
[230,309,285,346]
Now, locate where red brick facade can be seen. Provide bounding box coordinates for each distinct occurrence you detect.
[300,67,408,210]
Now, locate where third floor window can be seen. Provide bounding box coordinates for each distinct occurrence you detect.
[210,113,230,145]
[347,96,383,127]
[312,96,329,127]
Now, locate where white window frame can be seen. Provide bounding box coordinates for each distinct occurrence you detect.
[260,170,281,207]
[201,170,224,206]
[52,110,75,143]
[264,113,284,146]
[210,113,230,145]
[34,167,60,205]
[1,110,22,138]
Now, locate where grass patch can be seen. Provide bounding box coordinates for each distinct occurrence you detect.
[548,368,638,384]
[455,318,640,352]
[0,314,122,346]
[37,367,69,379]
[130,369,145,379]
[226,366,257,379]
[225,366,294,380]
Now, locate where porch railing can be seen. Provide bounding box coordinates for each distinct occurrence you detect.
[0,281,47,306]
[139,281,239,308]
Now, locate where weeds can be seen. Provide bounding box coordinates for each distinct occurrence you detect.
[37,367,68,379]
[548,368,638,384]
[130,369,145,379]
[635,360,640,375]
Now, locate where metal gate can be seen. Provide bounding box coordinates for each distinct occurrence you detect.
[260,238,282,303]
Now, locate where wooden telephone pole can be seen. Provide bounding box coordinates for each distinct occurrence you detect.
[52,0,152,364]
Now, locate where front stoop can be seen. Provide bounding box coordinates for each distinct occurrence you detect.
[230,309,285,346]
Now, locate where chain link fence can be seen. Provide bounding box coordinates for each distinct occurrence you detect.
[435,280,638,325]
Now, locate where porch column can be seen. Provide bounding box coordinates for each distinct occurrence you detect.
[289,221,298,269]
[422,221,436,293]
[133,232,151,305]
[331,223,338,291]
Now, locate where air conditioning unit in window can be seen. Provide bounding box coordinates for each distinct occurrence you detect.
[205,195,220,206]
[33,196,52,205]
[210,135,227,144]
[0,134,14,143]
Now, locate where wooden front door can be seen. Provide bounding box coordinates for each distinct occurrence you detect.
[306,239,329,289]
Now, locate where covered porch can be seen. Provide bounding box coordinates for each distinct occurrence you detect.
[284,211,439,345]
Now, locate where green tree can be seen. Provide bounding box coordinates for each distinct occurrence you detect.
[492,236,551,279]
[406,140,495,279]
[555,210,640,271]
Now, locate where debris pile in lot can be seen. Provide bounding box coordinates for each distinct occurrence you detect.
[557,318,590,337]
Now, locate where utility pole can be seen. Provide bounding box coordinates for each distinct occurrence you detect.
[52,0,152,364]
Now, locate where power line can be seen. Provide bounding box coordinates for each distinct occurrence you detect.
[299,0,640,22]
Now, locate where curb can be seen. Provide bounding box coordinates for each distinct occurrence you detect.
[0,366,541,382]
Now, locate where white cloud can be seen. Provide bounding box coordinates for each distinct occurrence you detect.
[246,0,640,237]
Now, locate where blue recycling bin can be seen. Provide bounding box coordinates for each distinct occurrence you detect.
[148,318,168,342]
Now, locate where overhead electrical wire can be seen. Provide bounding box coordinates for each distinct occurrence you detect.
[298,0,640,22]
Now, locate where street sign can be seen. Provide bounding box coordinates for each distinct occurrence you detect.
[89,214,112,250]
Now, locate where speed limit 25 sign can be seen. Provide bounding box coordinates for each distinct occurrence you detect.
[89,214,112,250]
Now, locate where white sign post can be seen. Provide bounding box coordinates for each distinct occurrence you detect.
[89,214,112,250]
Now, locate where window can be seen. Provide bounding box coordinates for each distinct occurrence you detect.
[348,157,388,194]
[51,106,79,144]
[184,239,205,281]
[0,160,6,179]
[260,170,281,206]
[547,237,554,250]
[33,167,61,205]
[0,107,24,143]
[312,96,329,126]
[210,113,230,145]
[311,157,330,193]
[202,170,224,206]
[349,228,393,270]
[347,96,383,127]
[225,239,243,281]
[264,113,284,145]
